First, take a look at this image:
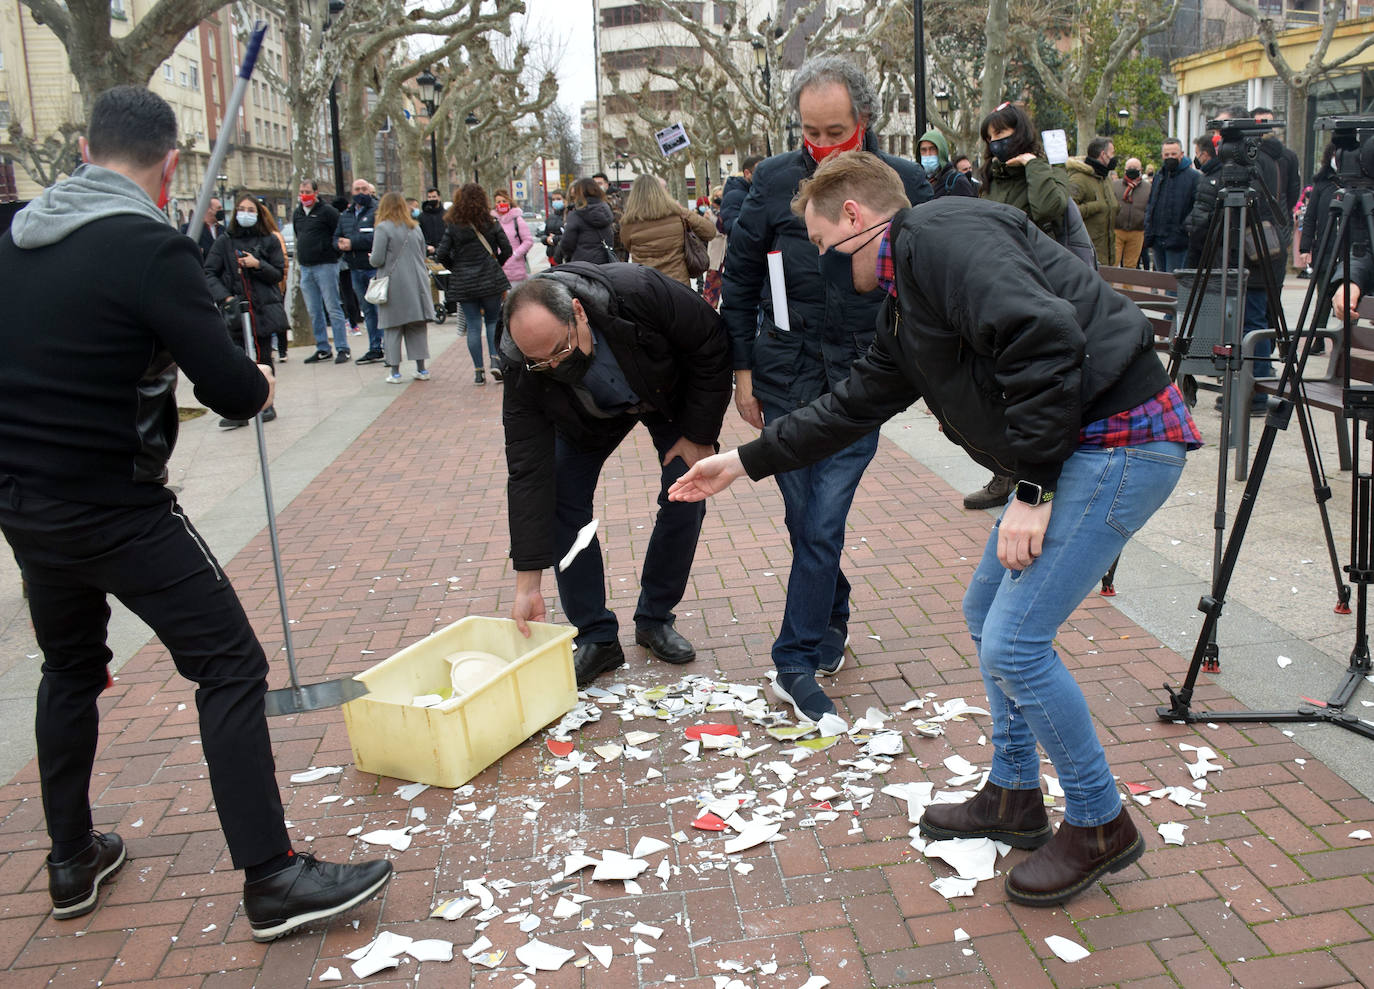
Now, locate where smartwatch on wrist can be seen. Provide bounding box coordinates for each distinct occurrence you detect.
[1014,480,1054,506]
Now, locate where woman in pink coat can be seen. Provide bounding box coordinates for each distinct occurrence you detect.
[492,189,533,285]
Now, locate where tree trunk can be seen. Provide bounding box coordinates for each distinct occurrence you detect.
[980,0,1011,116]
[1287,82,1310,182]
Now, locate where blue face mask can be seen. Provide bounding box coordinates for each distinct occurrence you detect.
[817,221,890,294]
[411,208,421,218]
[920,154,940,176]
[552,199,564,210]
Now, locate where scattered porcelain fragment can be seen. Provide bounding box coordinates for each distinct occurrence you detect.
[1158,821,1188,845]
[564,853,599,874]
[591,857,649,881]
[559,518,599,572]
[632,836,671,858]
[515,939,576,971]
[350,954,399,979]
[632,922,664,939]
[319,966,342,982]
[359,829,412,852]
[1348,829,1372,840]
[797,977,831,989]
[394,782,429,801]
[943,754,979,777]
[1045,934,1091,963]
[553,897,583,920]
[633,939,657,955]
[816,712,848,737]
[405,939,454,962]
[693,812,728,831]
[1277,655,1293,669]
[625,730,659,745]
[924,837,998,881]
[289,767,342,783]
[953,928,969,941]
[584,942,613,969]
[593,744,624,761]
[724,822,781,854]
[431,897,480,920]
[930,876,978,899]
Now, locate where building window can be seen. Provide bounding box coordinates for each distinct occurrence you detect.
[163,63,174,82]
[899,94,911,114]
[178,71,188,87]
[110,0,126,19]
[189,61,199,91]
[0,101,10,128]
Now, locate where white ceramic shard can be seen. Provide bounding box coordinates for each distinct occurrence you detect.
[953,928,969,941]
[632,836,671,858]
[552,897,583,920]
[1158,821,1188,845]
[631,922,664,939]
[924,837,998,881]
[930,876,978,899]
[797,977,831,989]
[816,712,848,736]
[559,518,600,571]
[359,829,411,852]
[625,730,659,746]
[350,953,399,979]
[943,754,979,777]
[431,897,479,921]
[462,879,495,910]
[516,939,576,971]
[1045,934,1091,963]
[394,782,429,801]
[1350,829,1372,840]
[319,966,343,982]
[724,822,781,854]
[289,767,342,783]
[405,939,454,962]
[461,936,492,960]
[633,939,657,955]
[584,942,613,969]
[592,857,649,881]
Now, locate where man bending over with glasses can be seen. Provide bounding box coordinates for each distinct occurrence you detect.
[500,261,731,686]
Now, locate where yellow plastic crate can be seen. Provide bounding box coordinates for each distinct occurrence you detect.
[341,616,577,788]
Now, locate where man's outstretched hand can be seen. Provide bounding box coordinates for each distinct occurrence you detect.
[668,450,747,502]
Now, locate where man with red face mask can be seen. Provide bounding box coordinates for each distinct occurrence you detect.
[720,56,932,723]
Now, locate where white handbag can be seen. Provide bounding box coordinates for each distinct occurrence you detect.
[363,274,389,304]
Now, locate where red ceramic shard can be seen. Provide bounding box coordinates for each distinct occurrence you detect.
[692,812,727,831]
[1126,782,1153,795]
[809,801,833,811]
[685,724,741,740]
[546,739,574,757]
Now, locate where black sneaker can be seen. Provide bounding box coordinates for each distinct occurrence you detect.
[219,418,249,429]
[49,831,125,920]
[818,622,849,676]
[490,365,504,383]
[335,348,351,364]
[355,349,384,365]
[243,853,393,943]
[303,350,333,364]
[573,640,625,688]
[261,406,277,422]
[474,368,485,385]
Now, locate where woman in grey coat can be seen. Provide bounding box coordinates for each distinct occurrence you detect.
[368,192,436,381]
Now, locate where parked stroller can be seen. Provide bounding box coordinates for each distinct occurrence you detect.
[424,258,449,324]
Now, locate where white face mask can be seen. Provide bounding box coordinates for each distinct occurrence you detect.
[236,211,258,228]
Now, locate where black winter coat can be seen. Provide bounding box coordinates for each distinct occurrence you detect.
[737,200,1168,493]
[554,201,616,264]
[1300,165,1338,257]
[335,200,377,270]
[1262,137,1301,218]
[204,229,288,340]
[1143,160,1198,251]
[719,174,751,234]
[927,163,977,199]
[501,262,731,570]
[540,207,565,259]
[418,204,447,249]
[291,200,341,266]
[1186,150,1291,283]
[721,134,932,410]
[436,220,512,301]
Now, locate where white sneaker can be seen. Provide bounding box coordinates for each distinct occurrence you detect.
[384,372,402,384]
[413,369,430,381]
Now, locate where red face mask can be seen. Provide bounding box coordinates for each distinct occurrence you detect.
[496,202,511,214]
[804,123,866,163]
[156,156,174,210]
[300,193,317,207]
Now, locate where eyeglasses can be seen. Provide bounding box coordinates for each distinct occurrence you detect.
[525,322,578,371]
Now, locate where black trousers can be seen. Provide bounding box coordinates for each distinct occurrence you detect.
[0,480,290,870]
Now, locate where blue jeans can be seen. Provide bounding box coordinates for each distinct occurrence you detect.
[762,401,880,674]
[460,295,504,369]
[299,262,349,353]
[553,414,706,646]
[349,268,381,351]
[1151,246,1188,274]
[1244,287,1274,379]
[963,441,1186,827]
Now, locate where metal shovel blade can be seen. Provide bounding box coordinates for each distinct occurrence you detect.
[265,676,369,717]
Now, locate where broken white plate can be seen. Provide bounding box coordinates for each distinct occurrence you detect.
[559,518,599,572]
[631,922,664,939]
[359,829,412,852]
[289,766,342,783]
[1158,821,1188,846]
[394,782,429,801]
[625,730,659,746]
[724,822,782,854]
[930,876,978,899]
[633,939,657,955]
[1348,829,1372,840]
[816,712,848,737]
[431,897,479,921]
[592,857,649,881]
[515,939,576,971]
[553,896,583,920]
[797,977,831,989]
[1045,934,1091,963]
[405,939,454,962]
[350,954,399,979]
[584,942,613,969]
[943,754,979,777]
[953,928,969,942]
[924,837,998,881]
[632,836,671,858]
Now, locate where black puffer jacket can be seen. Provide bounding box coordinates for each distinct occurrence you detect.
[718,174,751,234]
[436,220,512,301]
[721,134,932,410]
[1186,148,1291,284]
[540,207,566,259]
[204,229,288,339]
[1300,163,1338,257]
[928,162,977,199]
[554,201,615,264]
[1143,159,1198,251]
[738,199,1168,493]
[501,262,731,570]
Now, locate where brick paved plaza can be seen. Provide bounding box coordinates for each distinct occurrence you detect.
[2,363,1373,988]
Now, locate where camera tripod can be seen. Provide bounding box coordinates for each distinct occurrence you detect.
[1158,121,1374,740]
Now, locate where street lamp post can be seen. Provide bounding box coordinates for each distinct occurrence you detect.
[465,111,479,184]
[326,0,347,195]
[752,37,772,156]
[912,0,927,135]
[416,68,442,192]
[612,151,623,189]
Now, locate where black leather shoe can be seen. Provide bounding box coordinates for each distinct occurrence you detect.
[964,474,1014,510]
[218,418,249,429]
[243,853,393,942]
[261,406,277,422]
[573,640,625,688]
[49,831,126,920]
[303,350,332,364]
[635,622,696,665]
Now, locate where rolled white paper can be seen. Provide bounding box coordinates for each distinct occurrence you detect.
[767,250,790,331]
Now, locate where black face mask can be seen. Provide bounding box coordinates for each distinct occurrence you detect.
[1106,155,1119,171]
[1124,168,1141,180]
[988,137,1016,163]
[353,193,373,208]
[817,221,889,294]
[543,345,593,385]
[214,208,226,223]
[1162,158,1180,174]
[422,201,441,212]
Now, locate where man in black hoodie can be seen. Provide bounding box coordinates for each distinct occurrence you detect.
[418,187,447,252]
[0,86,391,939]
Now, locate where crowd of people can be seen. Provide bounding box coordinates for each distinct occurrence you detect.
[3,58,1373,948]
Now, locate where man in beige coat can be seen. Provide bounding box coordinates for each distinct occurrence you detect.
[1066,136,1119,266]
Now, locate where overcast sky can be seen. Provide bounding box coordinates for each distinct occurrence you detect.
[515,0,598,116]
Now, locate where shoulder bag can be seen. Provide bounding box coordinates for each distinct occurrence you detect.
[681,216,710,278]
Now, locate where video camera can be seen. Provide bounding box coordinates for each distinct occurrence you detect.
[1205,117,1281,176]
[1316,115,1374,184]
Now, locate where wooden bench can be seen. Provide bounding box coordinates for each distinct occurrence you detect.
[1099,265,1177,349]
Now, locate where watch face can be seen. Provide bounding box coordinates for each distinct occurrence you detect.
[1015,480,1042,505]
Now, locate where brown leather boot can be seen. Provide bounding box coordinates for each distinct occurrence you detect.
[963,474,1014,510]
[1005,807,1144,906]
[918,783,1052,849]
